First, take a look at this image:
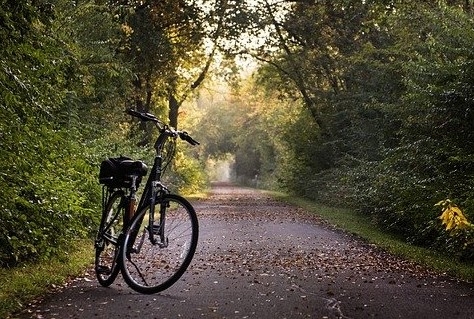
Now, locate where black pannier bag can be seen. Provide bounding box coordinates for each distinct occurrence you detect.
[99,156,148,188]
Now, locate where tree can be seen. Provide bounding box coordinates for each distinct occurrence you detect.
[113,0,232,147]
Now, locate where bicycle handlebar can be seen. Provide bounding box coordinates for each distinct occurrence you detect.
[126,109,159,123]
[126,109,200,146]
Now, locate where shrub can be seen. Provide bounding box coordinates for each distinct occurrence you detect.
[0,127,101,267]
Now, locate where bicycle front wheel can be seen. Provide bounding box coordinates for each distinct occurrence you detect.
[121,194,198,294]
[95,190,125,287]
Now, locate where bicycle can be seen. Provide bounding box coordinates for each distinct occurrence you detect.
[94,109,199,294]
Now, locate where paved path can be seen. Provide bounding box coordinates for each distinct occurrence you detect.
[16,184,473,318]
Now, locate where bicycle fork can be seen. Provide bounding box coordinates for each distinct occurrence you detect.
[148,181,169,248]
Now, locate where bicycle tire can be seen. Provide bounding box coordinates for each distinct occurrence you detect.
[121,193,198,294]
[94,190,125,287]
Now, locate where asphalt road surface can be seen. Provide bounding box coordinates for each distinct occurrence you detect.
[15,183,474,319]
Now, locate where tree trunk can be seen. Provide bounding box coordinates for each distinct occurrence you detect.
[133,74,154,146]
[168,90,180,129]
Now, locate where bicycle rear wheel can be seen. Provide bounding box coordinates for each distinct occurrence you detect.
[121,194,198,294]
[95,190,125,287]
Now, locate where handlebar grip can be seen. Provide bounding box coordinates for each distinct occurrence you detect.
[188,137,200,146]
[179,132,200,146]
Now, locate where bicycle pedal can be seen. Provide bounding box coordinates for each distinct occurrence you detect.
[96,265,111,275]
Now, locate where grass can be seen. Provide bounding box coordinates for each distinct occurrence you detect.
[272,192,474,282]
[0,241,94,319]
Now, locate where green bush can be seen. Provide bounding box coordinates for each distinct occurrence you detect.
[0,124,102,267]
[165,147,207,195]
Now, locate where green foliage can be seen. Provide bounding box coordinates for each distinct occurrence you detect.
[0,124,101,266]
[0,0,132,267]
[194,98,241,158]
[166,148,207,195]
[354,5,474,252]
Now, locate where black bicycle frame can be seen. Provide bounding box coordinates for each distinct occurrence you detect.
[133,136,172,247]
